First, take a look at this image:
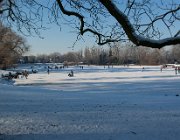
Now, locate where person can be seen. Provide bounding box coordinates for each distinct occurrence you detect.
[175,67,178,75]
[160,66,163,72]
[21,70,28,79]
[24,70,28,79]
[32,69,37,73]
[71,70,74,76]
[47,68,50,74]
[68,70,74,77]
[142,67,144,72]
[8,72,13,79]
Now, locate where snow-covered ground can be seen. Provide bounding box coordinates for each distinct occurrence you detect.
[0,64,180,140]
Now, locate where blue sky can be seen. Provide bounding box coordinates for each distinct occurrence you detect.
[25,0,179,55]
[27,24,97,55]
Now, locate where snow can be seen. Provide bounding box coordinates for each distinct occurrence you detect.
[0,64,180,140]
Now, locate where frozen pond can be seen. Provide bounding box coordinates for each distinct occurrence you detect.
[0,65,180,140]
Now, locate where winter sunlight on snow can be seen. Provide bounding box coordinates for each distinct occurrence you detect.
[0,64,180,140]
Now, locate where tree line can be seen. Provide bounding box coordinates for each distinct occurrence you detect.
[24,44,180,66]
[0,21,179,70]
[1,0,179,69]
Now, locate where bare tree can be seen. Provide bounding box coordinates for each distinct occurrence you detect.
[49,52,62,63]
[63,52,79,63]
[0,0,179,48]
[84,47,92,64]
[0,23,29,69]
[171,44,180,63]
[36,54,50,63]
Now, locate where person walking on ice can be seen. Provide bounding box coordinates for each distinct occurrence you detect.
[47,68,50,74]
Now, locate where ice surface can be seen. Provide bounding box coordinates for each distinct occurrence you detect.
[0,64,180,140]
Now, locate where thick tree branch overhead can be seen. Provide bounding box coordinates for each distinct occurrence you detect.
[56,0,120,45]
[99,0,180,48]
[0,0,180,48]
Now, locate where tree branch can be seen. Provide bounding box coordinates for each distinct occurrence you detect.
[99,0,180,48]
[56,0,120,45]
